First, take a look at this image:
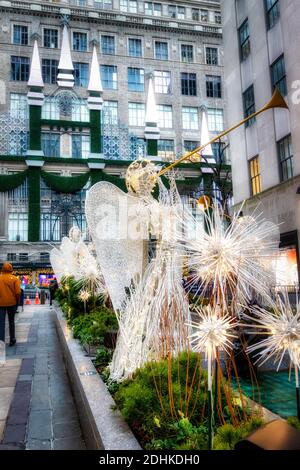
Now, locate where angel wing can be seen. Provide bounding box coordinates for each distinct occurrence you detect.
[85,181,147,311]
[50,247,68,283]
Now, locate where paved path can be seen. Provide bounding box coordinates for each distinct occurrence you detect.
[0,305,86,450]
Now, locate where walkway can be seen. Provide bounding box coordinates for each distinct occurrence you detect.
[0,305,86,450]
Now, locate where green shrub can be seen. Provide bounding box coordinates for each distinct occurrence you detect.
[55,276,106,321]
[95,346,113,368]
[71,308,118,346]
[213,418,264,450]
[287,416,300,430]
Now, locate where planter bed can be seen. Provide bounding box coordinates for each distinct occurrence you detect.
[54,303,141,450]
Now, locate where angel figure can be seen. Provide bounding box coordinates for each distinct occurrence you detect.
[85,159,191,381]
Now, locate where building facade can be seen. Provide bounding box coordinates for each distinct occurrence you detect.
[221,0,300,289]
[0,0,229,285]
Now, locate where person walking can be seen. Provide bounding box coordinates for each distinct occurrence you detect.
[0,263,21,346]
[49,280,58,306]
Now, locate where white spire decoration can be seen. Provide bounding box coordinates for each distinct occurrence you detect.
[87,45,103,111]
[27,40,44,107]
[28,40,44,88]
[88,46,102,93]
[144,76,160,141]
[57,25,74,88]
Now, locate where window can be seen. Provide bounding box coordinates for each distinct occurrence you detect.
[206,75,222,98]
[72,135,90,159]
[8,213,28,242]
[72,100,89,122]
[94,0,112,8]
[11,56,30,81]
[271,54,287,96]
[13,25,28,45]
[43,28,58,48]
[243,85,255,127]
[120,0,137,13]
[154,70,171,94]
[157,105,172,128]
[239,19,250,61]
[10,94,28,119]
[40,252,50,263]
[128,102,145,126]
[168,5,185,19]
[181,44,194,63]
[155,41,168,60]
[145,2,162,16]
[265,0,280,29]
[249,156,262,195]
[158,140,175,160]
[215,11,222,24]
[128,67,144,92]
[192,8,200,21]
[181,73,197,96]
[207,108,224,132]
[201,9,208,22]
[182,107,198,130]
[73,32,87,51]
[128,38,142,57]
[42,59,58,85]
[212,142,226,163]
[42,133,60,157]
[42,98,59,120]
[206,47,218,65]
[101,65,118,89]
[103,101,118,125]
[74,63,89,87]
[101,35,115,55]
[19,253,28,262]
[184,141,200,152]
[7,253,17,262]
[278,134,293,181]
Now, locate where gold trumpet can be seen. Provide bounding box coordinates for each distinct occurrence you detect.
[158,88,289,177]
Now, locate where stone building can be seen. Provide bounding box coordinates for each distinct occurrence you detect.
[0,0,229,286]
[221,0,299,289]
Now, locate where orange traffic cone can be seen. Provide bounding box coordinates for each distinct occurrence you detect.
[25,295,31,305]
[34,293,40,305]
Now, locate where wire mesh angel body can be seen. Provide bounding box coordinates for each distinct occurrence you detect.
[109,179,191,381]
[86,165,191,382]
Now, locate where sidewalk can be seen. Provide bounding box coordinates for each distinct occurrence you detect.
[0,305,86,450]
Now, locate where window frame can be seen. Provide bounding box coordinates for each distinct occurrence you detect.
[127,67,145,92]
[154,40,169,60]
[277,134,294,182]
[205,47,219,66]
[181,44,194,63]
[239,19,250,62]
[74,62,89,88]
[43,28,59,49]
[206,75,222,99]
[42,59,58,85]
[249,156,262,196]
[128,37,143,58]
[11,56,30,82]
[72,31,88,52]
[12,24,28,46]
[243,85,256,128]
[100,34,116,55]
[181,72,197,96]
[100,65,118,90]
[265,0,280,30]
[182,106,199,131]
[271,54,287,97]
[154,70,171,94]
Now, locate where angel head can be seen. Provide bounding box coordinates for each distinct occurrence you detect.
[125,159,158,197]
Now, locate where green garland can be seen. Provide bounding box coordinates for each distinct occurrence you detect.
[41,171,90,193]
[0,170,28,192]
